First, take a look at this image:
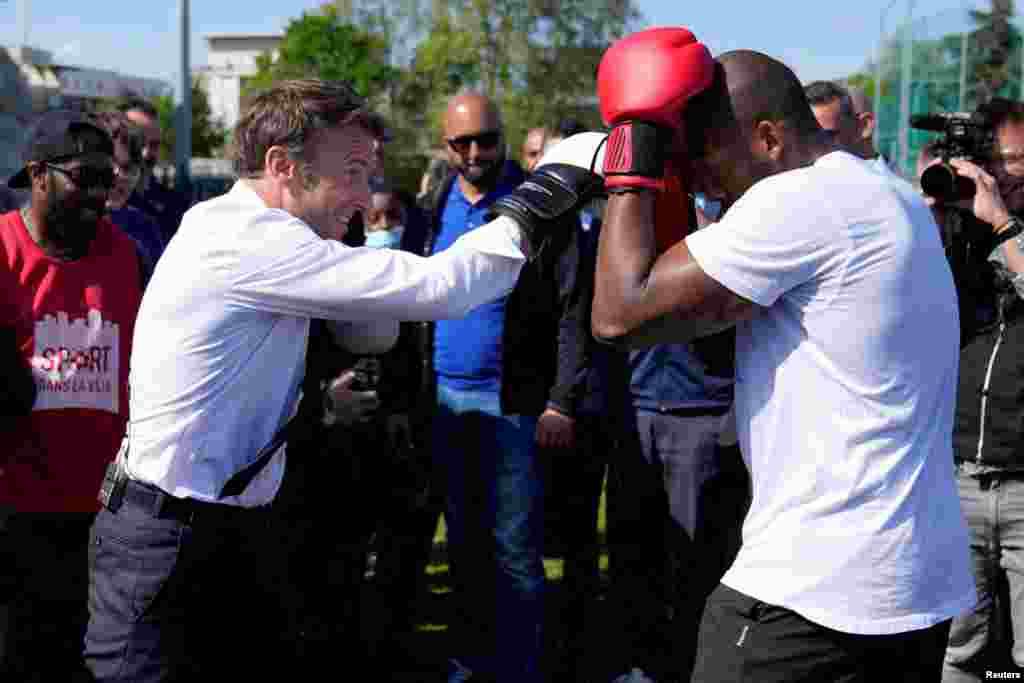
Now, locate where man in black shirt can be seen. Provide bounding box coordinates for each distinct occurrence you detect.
[119,97,189,244]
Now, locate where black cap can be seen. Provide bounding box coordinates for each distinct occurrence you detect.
[8,110,113,189]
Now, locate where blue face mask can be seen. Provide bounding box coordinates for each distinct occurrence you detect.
[364,225,405,249]
[693,193,723,222]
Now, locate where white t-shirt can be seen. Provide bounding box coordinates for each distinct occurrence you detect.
[125,181,525,507]
[686,151,975,635]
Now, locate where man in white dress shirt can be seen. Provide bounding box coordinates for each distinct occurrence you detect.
[82,79,565,682]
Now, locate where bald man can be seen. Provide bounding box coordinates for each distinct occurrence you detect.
[421,92,585,683]
[521,127,549,173]
[593,50,975,682]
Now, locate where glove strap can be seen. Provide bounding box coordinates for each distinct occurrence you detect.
[604,121,668,190]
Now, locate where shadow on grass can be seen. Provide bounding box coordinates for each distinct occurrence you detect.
[371,520,619,682]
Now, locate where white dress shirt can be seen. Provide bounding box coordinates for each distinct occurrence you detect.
[125,181,526,507]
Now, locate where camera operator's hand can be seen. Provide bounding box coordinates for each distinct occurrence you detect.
[385,413,413,451]
[535,407,575,450]
[951,158,1013,232]
[323,370,380,427]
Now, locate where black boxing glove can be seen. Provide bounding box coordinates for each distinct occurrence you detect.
[487,133,606,258]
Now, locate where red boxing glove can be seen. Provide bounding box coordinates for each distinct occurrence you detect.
[597,27,714,192]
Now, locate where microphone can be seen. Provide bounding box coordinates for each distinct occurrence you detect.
[909,112,988,132]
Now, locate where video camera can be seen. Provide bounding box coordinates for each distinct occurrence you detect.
[911,111,994,202]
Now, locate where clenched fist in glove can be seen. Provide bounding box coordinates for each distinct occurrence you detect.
[491,132,696,253]
[487,132,607,254]
[598,27,714,193]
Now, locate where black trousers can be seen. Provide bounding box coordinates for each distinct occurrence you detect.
[692,583,952,683]
[83,480,283,683]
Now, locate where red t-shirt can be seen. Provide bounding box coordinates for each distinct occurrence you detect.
[0,210,141,513]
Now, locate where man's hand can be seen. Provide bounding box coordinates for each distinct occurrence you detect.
[535,408,575,450]
[323,370,380,426]
[951,158,1012,231]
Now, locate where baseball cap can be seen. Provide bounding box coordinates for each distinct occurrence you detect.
[7,110,114,189]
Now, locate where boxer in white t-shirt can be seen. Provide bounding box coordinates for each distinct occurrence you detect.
[592,37,975,683]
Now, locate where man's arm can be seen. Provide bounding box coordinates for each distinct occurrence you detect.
[591,192,759,349]
[227,215,527,323]
[951,159,1024,294]
[537,218,585,450]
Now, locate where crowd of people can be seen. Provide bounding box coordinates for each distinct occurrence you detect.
[3,23,1024,683]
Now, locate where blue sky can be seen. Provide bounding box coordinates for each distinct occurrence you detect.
[0,0,990,94]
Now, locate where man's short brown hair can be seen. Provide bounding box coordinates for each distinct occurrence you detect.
[233,79,385,178]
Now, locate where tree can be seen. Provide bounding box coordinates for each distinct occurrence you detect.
[967,0,1022,103]
[242,5,399,102]
[258,1,642,192]
[152,76,229,161]
[399,0,641,149]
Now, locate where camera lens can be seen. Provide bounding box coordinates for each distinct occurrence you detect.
[921,163,977,203]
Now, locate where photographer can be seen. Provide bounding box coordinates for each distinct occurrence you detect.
[942,97,1024,681]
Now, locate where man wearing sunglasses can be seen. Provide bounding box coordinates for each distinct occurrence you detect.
[805,81,886,171]
[420,92,587,683]
[0,110,142,682]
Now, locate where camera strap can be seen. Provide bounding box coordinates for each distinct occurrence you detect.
[218,414,300,500]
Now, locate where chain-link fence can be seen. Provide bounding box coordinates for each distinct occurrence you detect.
[876,3,1024,178]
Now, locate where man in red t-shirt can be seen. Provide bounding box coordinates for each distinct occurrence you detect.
[0,110,141,682]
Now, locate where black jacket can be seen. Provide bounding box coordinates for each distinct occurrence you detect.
[952,211,1024,468]
[417,163,586,417]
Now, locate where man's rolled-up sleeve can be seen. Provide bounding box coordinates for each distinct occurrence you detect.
[226,215,526,322]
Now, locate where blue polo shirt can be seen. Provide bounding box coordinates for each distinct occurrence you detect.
[432,163,523,392]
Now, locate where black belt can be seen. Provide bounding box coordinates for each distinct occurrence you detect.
[117,477,266,524]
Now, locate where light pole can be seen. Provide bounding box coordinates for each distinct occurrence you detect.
[175,0,192,195]
[876,0,903,154]
[897,0,916,176]
[16,0,29,50]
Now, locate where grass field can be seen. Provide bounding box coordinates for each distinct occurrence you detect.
[367,486,618,682]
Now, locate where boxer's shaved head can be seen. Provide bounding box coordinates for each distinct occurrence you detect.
[684,50,830,205]
[718,51,820,135]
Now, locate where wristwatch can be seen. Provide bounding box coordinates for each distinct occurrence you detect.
[993,216,1024,250]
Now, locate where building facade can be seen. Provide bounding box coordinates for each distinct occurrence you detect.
[0,45,171,182]
[199,34,282,134]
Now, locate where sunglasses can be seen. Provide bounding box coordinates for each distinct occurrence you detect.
[446,130,501,154]
[44,162,115,190]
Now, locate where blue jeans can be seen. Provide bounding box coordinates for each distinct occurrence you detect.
[944,469,1024,681]
[433,384,543,683]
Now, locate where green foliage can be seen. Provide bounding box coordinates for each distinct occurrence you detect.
[395,0,641,165]
[242,5,399,101]
[234,0,641,194]
[152,76,229,161]
[968,0,1022,103]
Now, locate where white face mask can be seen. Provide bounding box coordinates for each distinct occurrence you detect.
[364,225,405,249]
